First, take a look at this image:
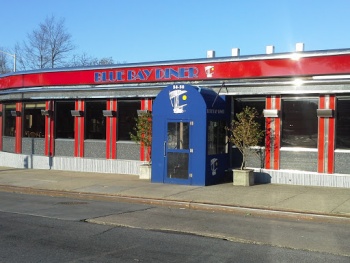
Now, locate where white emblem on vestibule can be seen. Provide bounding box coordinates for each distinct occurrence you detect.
[169,89,188,114]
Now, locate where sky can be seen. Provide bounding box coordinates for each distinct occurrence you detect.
[1,0,350,64]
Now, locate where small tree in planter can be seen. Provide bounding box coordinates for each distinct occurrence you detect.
[130,111,152,179]
[226,106,264,186]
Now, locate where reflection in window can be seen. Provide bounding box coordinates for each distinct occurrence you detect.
[234,99,265,146]
[207,120,226,155]
[281,98,318,148]
[117,100,140,141]
[55,101,75,139]
[4,104,16,136]
[167,152,189,179]
[167,122,189,150]
[336,98,350,149]
[23,103,45,138]
[85,101,106,140]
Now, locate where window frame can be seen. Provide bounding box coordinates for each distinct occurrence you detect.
[281,97,318,148]
[336,97,350,149]
[207,120,227,155]
[233,98,265,147]
[23,102,46,138]
[117,100,141,141]
[3,103,17,137]
[85,100,106,140]
[55,101,75,139]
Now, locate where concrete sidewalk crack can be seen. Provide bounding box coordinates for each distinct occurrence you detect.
[82,207,154,222]
[330,197,350,214]
[271,193,302,208]
[115,207,154,216]
[165,187,204,198]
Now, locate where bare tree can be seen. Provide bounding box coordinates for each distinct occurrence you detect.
[0,47,14,74]
[44,16,75,68]
[0,53,9,74]
[69,53,115,67]
[98,57,114,65]
[16,15,75,70]
[14,43,27,71]
[0,55,8,74]
[69,53,93,67]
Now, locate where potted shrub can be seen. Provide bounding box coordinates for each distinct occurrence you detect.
[130,110,152,179]
[226,106,264,186]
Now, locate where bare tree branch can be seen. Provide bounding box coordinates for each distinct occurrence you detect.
[41,16,75,68]
[17,15,75,69]
[0,47,14,74]
[68,53,114,67]
[12,15,117,70]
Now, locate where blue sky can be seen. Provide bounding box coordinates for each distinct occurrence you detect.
[1,0,350,64]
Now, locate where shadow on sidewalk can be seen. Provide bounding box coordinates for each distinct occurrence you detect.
[221,170,272,186]
[0,168,27,172]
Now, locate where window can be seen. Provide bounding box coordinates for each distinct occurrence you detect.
[168,122,189,150]
[85,101,106,140]
[207,120,226,155]
[23,103,45,137]
[55,101,75,139]
[234,98,265,146]
[281,98,318,148]
[3,104,16,136]
[336,98,350,149]
[117,100,141,141]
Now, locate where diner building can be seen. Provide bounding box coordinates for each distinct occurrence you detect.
[1,44,350,188]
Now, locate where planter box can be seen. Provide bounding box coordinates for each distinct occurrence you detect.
[139,164,151,180]
[233,169,254,186]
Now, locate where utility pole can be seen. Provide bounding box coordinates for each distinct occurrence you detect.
[0,50,16,72]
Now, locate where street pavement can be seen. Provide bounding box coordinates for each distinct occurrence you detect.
[0,166,349,221]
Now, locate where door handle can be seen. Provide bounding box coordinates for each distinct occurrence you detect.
[164,141,167,157]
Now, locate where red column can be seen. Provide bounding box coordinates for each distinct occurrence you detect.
[15,102,23,154]
[265,98,272,169]
[106,99,117,159]
[0,104,2,151]
[274,98,281,170]
[74,100,85,157]
[265,96,281,170]
[44,100,55,156]
[328,97,335,173]
[318,96,325,172]
[318,95,335,173]
[140,99,152,162]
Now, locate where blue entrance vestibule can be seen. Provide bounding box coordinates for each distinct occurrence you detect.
[151,84,229,186]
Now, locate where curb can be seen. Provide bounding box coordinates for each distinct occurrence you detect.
[0,184,349,224]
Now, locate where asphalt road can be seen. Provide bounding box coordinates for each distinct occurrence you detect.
[0,191,349,262]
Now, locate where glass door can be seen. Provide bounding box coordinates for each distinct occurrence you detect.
[164,121,192,184]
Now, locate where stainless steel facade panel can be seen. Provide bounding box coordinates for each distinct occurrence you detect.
[2,137,15,153]
[231,147,265,169]
[116,142,140,160]
[54,139,74,157]
[223,83,350,96]
[0,87,160,101]
[334,152,350,174]
[2,80,350,102]
[84,140,106,159]
[280,150,318,172]
[22,138,45,156]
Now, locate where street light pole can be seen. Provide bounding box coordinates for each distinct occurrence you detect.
[0,50,16,72]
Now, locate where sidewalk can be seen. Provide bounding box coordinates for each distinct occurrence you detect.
[0,166,349,220]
